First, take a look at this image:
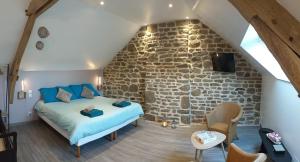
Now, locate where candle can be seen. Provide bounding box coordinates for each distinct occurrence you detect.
[162,121,168,127]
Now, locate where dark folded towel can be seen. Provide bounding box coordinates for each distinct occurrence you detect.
[112,101,131,108]
[80,109,103,118]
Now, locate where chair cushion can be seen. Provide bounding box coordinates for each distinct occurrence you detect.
[209,122,228,134]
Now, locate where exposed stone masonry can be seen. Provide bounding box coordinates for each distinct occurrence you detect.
[103,20,262,125]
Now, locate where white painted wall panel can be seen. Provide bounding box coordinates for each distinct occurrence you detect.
[261,75,300,161]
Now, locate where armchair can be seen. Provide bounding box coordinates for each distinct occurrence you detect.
[227,143,267,162]
[206,103,243,146]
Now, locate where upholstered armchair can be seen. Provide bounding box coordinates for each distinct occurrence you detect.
[227,143,267,162]
[205,103,243,146]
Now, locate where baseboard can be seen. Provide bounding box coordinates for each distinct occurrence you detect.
[10,119,38,127]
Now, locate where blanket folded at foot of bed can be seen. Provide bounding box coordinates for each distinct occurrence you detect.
[80,109,103,117]
[112,101,131,108]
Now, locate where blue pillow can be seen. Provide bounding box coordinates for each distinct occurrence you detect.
[57,86,76,100]
[39,87,59,103]
[82,83,101,96]
[69,85,83,99]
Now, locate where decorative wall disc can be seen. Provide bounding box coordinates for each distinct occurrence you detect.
[38,26,49,38]
[36,41,44,50]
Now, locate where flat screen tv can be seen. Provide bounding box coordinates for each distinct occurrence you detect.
[211,53,235,73]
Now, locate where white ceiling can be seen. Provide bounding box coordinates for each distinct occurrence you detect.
[0,0,299,71]
[86,0,198,25]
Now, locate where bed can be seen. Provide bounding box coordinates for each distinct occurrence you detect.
[34,96,144,157]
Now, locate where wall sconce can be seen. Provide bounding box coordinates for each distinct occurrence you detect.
[18,80,26,100]
[97,76,102,90]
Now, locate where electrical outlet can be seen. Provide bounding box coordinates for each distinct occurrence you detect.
[28,90,33,98]
[28,111,32,117]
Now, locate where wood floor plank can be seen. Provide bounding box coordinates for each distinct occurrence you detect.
[11,119,261,162]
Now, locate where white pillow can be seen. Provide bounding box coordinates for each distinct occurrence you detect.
[56,88,72,103]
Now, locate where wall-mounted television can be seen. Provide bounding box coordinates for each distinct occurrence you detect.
[211,53,235,73]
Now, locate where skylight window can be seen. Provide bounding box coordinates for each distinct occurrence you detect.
[241,25,289,82]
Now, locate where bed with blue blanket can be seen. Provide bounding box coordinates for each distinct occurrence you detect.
[35,96,144,157]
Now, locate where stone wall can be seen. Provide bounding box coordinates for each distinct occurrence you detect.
[103,20,262,125]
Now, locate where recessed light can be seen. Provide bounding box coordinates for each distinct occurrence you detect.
[186,16,189,19]
[100,1,104,5]
[169,3,173,8]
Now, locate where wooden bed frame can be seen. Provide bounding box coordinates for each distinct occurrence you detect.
[37,112,139,158]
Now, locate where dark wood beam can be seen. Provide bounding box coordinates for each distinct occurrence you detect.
[9,0,58,104]
[229,0,300,57]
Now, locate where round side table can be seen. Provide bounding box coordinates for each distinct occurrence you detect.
[191,131,226,162]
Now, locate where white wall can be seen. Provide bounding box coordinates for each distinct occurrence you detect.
[9,70,100,124]
[261,75,300,162]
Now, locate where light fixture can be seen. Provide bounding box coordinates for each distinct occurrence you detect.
[97,76,102,90]
[169,3,173,8]
[100,1,104,6]
[21,80,25,91]
[186,16,190,19]
[18,79,26,100]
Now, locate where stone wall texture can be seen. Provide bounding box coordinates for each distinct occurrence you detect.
[103,20,262,125]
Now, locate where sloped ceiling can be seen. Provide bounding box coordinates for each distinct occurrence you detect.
[0,0,29,66]
[22,0,140,71]
[0,0,299,71]
[192,0,300,75]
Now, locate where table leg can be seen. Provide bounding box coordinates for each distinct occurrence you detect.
[221,142,226,160]
[195,149,198,160]
[198,150,203,162]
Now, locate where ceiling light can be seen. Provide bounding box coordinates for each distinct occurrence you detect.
[169,3,173,8]
[100,1,104,5]
[186,16,189,19]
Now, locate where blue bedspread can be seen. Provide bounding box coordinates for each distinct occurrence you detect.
[35,96,144,145]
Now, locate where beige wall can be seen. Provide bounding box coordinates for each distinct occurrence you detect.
[9,70,100,124]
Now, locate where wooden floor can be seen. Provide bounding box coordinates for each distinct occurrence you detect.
[12,119,261,162]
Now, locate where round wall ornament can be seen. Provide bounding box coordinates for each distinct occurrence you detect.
[38,26,49,38]
[36,41,44,50]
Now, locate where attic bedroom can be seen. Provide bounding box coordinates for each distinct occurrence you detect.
[0,0,300,162]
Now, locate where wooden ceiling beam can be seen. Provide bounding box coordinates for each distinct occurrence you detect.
[251,17,300,94]
[229,0,300,57]
[9,0,58,104]
[26,0,49,16]
[36,0,58,17]
[229,0,300,94]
